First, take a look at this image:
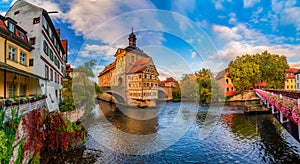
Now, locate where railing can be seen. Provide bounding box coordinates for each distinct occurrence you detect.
[255,89,300,125]
[1,97,47,121]
[255,89,300,141]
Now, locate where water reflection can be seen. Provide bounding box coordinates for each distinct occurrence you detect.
[45,102,300,163]
[98,101,158,135]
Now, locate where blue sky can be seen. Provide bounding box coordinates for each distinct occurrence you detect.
[1,0,300,80]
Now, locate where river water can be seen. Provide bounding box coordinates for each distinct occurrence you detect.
[49,101,300,163]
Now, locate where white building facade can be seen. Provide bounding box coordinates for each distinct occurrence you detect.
[296,70,300,91]
[6,0,68,111]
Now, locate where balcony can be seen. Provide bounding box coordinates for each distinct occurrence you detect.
[0,95,47,118]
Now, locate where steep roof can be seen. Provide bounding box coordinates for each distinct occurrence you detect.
[98,61,115,77]
[215,68,228,80]
[7,0,66,55]
[0,15,32,51]
[165,77,176,82]
[127,58,151,74]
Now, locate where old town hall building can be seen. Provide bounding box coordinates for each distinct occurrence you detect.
[98,30,159,106]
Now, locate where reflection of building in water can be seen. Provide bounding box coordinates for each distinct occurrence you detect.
[98,100,157,135]
[98,29,159,106]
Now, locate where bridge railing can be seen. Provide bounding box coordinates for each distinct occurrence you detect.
[255,89,300,126]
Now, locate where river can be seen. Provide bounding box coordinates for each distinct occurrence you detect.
[45,101,300,163]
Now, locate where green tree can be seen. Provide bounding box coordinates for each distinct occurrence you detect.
[229,54,261,93]
[228,51,288,92]
[71,60,102,116]
[196,69,213,104]
[256,51,288,88]
[196,68,221,104]
[172,81,181,101]
[180,74,199,100]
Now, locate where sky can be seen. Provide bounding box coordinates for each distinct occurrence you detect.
[1,0,300,80]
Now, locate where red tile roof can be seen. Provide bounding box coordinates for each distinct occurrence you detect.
[98,61,115,77]
[285,68,299,73]
[165,77,176,82]
[0,15,31,46]
[127,58,151,74]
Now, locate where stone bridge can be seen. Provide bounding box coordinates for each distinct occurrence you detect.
[98,86,173,104]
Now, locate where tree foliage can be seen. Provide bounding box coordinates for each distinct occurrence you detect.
[229,51,288,93]
[180,74,199,100]
[178,68,219,104]
[196,68,220,104]
[60,59,102,113]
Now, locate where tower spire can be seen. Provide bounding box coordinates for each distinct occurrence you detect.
[128,27,136,47]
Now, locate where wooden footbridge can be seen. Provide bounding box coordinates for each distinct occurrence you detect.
[255,89,300,142]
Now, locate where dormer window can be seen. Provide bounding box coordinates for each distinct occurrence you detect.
[19,31,25,41]
[8,22,15,33]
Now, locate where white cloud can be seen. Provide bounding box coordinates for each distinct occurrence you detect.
[270,0,300,31]
[210,23,300,70]
[2,0,9,3]
[170,0,196,15]
[21,0,63,21]
[0,10,6,16]
[250,7,263,23]
[211,0,232,10]
[281,7,300,30]
[64,0,158,43]
[243,0,260,8]
[212,25,241,41]
[228,12,237,24]
[191,51,197,59]
[289,62,300,69]
[79,44,117,60]
[213,41,300,60]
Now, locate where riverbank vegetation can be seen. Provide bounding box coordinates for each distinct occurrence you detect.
[0,106,21,163]
[176,68,220,104]
[60,60,102,113]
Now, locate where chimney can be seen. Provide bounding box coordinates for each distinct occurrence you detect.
[56,29,60,38]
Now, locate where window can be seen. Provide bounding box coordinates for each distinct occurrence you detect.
[43,41,48,55]
[55,72,57,83]
[45,65,49,80]
[20,52,27,65]
[30,37,36,45]
[50,69,53,81]
[292,85,293,89]
[29,59,34,66]
[287,86,289,89]
[297,75,299,81]
[8,22,15,33]
[231,87,234,91]
[226,87,229,92]
[14,10,20,15]
[19,84,26,97]
[33,17,40,24]
[50,49,54,61]
[226,79,229,84]
[297,83,299,89]
[19,31,25,41]
[8,84,16,98]
[8,46,17,61]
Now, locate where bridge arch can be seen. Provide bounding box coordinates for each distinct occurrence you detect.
[106,91,126,104]
[158,87,173,101]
